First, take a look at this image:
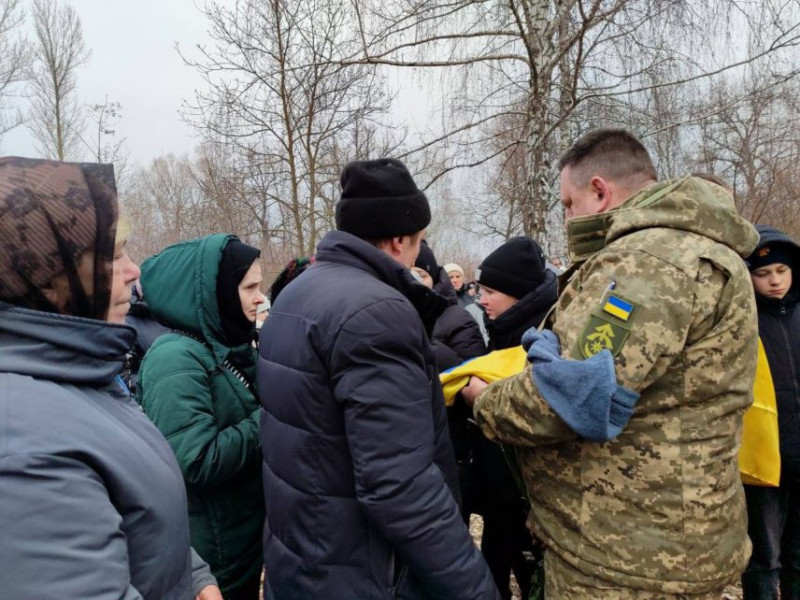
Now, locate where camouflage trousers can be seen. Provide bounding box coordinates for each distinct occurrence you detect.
[544,550,726,600]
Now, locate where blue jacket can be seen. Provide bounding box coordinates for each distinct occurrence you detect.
[0,303,213,599]
[258,231,500,600]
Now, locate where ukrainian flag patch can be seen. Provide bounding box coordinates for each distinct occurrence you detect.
[603,295,634,321]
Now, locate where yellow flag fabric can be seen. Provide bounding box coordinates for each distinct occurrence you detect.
[440,346,528,406]
[740,337,781,487]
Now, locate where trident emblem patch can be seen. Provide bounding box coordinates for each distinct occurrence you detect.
[578,293,637,359]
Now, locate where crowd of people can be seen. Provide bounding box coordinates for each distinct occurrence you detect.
[0,128,798,600]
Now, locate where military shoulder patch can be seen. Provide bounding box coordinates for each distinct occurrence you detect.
[602,295,633,321]
[578,294,637,359]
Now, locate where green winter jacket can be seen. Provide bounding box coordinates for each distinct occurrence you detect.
[138,234,263,597]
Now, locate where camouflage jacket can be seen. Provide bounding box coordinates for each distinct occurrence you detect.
[474,176,759,593]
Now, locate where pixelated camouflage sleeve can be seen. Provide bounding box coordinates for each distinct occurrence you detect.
[474,246,697,446]
[473,368,577,446]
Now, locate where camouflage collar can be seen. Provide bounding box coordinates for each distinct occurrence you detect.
[566,179,685,263]
[567,212,614,263]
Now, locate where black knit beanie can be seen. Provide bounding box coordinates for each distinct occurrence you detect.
[746,244,795,271]
[217,239,261,347]
[414,240,438,277]
[476,236,546,299]
[335,158,431,239]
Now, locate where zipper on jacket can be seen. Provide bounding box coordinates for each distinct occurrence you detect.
[115,375,144,411]
[222,359,253,392]
[171,328,254,392]
[778,317,800,397]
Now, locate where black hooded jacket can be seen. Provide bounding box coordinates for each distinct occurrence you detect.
[123,289,169,395]
[430,267,486,371]
[751,225,800,480]
[476,269,559,507]
[429,267,487,509]
[484,270,559,351]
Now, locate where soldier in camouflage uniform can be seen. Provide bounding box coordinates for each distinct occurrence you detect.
[464,129,759,598]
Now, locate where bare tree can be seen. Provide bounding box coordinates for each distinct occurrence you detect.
[79,96,132,188]
[424,179,492,276]
[82,97,126,162]
[0,0,28,139]
[691,75,800,234]
[122,154,212,261]
[345,0,800,255]
[472,107,528,242]
[123,150,281,264]
[183,0,394,256]
[28,0,90,160]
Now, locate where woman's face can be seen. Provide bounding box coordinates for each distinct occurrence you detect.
[411,267,434,289]
[107,243,141,324]
[478,284,519,320]
[41,242,139,324]
[449,270,464,291]
[751,263,792,300]
[239,262,264,323]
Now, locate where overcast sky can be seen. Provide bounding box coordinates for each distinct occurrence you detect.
[2,0,223,164]
[1,0,443,171]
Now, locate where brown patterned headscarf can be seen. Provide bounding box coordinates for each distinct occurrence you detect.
[0,157,118,320]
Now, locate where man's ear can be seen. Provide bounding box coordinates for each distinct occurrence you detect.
[590,176,612,212]
[389,236,404,258]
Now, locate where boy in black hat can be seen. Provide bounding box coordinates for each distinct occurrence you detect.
[259,159,500,600]
[742,225,800,600]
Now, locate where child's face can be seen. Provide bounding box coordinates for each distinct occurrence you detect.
[751,263,792,300]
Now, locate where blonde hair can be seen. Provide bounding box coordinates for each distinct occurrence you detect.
[115,214,131,250]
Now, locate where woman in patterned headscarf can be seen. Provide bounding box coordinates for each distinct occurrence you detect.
[0,157,220,600]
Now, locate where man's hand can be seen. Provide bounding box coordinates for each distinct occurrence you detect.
[461,376,489,406]
[196,585,223,600]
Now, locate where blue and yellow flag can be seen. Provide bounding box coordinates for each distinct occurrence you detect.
[603,295,634,321]
[439,346,527,406]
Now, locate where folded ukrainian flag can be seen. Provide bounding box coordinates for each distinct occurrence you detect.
[439,346,528,406]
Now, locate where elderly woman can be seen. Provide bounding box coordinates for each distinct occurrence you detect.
[0,157,220,599]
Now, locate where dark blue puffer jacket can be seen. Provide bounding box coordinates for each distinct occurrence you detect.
[258,231,500,600]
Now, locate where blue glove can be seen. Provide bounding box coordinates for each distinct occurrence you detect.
[522,328,640,441]
[521,327,561,364]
